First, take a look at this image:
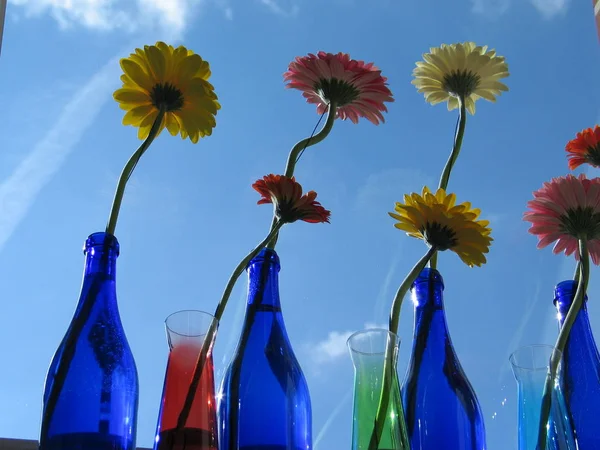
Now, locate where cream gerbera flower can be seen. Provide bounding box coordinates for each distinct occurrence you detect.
[389,187,493,267]
[412,42,509,115]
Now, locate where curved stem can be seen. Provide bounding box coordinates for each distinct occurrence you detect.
[105,108,165,236]
[438,97,467,192]
[367,246,437,450]
[283,102,337,178]
[176,221,285,429]
[536,240,589,450]
[266,103,337,249]
[429,251,438,270]
[389,246,437,334]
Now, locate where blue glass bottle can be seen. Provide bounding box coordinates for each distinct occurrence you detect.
[39,232,139,450]
[218,248,312,450]
[554,280,600,448]
[402,268,486,450]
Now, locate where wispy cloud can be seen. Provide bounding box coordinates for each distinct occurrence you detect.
[530,0,569,19]
[260,0,299,17]
[471,0,570,19]
[314,389,353,450]
[373,253,400,322]
[498,272,544,384]
[8,0,207,34]
[355,167,432,212]
[470,0,511,18]
[0,53,119,252]
[312,321,387,364]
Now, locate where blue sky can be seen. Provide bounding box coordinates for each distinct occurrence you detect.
[1,0,599,448]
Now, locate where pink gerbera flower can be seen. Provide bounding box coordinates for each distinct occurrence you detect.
[284,51,394,125]
[524,174,600,265]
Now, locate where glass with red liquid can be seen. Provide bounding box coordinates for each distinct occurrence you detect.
[153,310,219,450]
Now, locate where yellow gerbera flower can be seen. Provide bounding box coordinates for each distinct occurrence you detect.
[412,42,509,115]
[114,41,220,143]
[389,187,493,267]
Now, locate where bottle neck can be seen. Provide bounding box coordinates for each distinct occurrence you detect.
[555,280,595,347]
[246,248,281,310]
[75,233,120,314]
[411,268,447,328]
[83,242,119,279]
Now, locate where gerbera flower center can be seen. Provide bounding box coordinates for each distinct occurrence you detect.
[275,201,297,223]
[560,207,600,240]
[151,82,184,112]
[422,222,458,251]
[442,70,481,99]
[315,78,360,106]
[585,144,600,166]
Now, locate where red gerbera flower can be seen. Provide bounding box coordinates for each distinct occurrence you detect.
[252,174,331,224]
[566,126,600,170]
[284,51,394,125]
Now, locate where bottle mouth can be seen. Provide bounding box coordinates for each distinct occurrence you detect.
[84,232,120,256]
[247,248,280,271]
[554,279,588,304]
[411,267,445,290]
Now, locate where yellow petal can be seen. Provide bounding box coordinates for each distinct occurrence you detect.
[145,44,166,81]
[123,104,155,126]
[165,113,180,136]
[120,59,152,91]
[114,88,151,105]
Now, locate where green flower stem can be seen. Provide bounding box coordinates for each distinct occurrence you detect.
[105,108,165,236]
[266,102,338,249]
[536,239,589,450]
[368,245,437,450]
[176,220,285,429]
[389,246,437,335]
[284,102,337,178]
[429,252,438,271]
[438,97,467,192]
[430,96,467,271]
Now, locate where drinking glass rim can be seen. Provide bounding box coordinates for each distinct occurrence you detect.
[509,344,561,371]
[165,309,217,338]
[347,328,400,356]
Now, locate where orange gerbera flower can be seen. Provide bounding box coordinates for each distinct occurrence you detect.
[566,126,600,170]
[252,174,331,224]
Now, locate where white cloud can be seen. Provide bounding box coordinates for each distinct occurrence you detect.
[8,0,207,34]
[260,0,299,16]
[313,330,354,362]
[471,0,511,17]
[0,52,119,252]
[312,322,387,364]
[530,0,569,19]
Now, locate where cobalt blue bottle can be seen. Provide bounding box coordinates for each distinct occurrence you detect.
[218,248,312,450]
[39,232,139,450]
[402,268,486,450]
[554,280,600,448]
